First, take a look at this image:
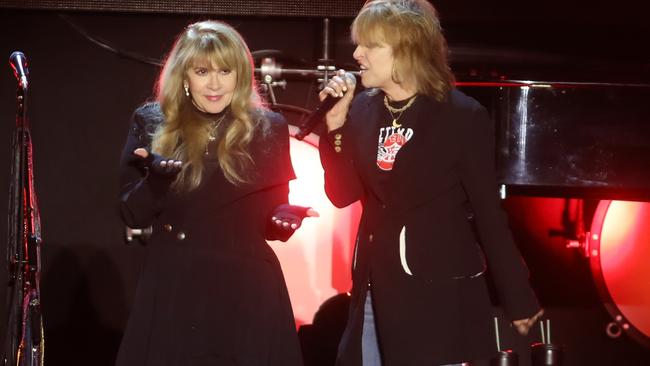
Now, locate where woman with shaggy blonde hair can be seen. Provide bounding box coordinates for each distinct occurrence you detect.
[319,1,542,365]
[117,20,314,366]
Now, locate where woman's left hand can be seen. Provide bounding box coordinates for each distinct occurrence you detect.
[271,204,319,230]
[512,309,545,335]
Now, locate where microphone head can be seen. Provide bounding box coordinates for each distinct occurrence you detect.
[9,51,26,64]
[9,51,29,88]
[343,72,357,86]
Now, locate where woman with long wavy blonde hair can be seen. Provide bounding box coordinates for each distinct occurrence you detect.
[153,20,263,190]
[117,20,316,366]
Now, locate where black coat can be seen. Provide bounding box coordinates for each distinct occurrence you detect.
[116,103,303,366]
[319,89,540,366]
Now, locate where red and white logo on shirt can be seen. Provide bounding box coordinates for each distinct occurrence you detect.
[376,126,414,171]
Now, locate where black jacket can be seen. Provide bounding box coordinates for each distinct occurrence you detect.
[116,103,303,366]
[319,89,540,366]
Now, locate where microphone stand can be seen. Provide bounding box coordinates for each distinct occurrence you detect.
[3,53,45,366]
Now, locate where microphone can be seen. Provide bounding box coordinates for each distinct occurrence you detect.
[294,73,356,140]
[9,51,29,90]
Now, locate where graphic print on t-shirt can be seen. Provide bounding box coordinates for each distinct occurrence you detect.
[376,125,414,171]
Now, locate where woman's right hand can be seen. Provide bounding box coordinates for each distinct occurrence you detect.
[134,148,183,177]
[319,69,357,131]
[512,308,545,336]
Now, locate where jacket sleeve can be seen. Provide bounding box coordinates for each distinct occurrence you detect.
[459,103,541,321]
[318,114,365,208]
[259,111,296,241]
[119,105,171,228]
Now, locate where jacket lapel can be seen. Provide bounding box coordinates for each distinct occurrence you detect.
[354,92,389,202]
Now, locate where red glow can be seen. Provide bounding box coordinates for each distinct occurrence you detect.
[596,201,650,338]
[268,136,360,327]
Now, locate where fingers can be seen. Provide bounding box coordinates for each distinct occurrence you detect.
[159,159,181,168]
[320,80,342,100]
[271,216,299,230]
[160,160,183,172]
[133,148,149,158]
[513,320,529,335]
[531,309,545,323]
[319,69,356,101]
[306,208,320,217]
[151,157,183,176]
[512,309,545,336]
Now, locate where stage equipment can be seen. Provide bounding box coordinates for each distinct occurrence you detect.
[491,317,519,366]
[459,80,650,350]
[458,81,650,201]
[585,200,650,347]
[3,51,45,366]
[255,19,359,140]
[0,0,363,17]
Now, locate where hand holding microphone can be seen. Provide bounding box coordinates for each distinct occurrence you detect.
[294,70,356,140]
[319,69,357,132]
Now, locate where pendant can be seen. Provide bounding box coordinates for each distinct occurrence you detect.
[392,119,402,128]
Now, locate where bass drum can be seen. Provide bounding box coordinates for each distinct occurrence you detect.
[267,103,361,327]
[589,200,650,347]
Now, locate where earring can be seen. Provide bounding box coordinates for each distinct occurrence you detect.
[391,64,401,84]
[183,82,190,97]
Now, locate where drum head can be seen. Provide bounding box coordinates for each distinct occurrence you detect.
[590,200,650,347]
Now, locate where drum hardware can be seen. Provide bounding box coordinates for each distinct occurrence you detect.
[564,232,593,258]
[547,198,650,347]
[491,317,519,366]
[531,319,563,366]
[605,315,629,339]
[588,200,650,347]
[546,199,597,258]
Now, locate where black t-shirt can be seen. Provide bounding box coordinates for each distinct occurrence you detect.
[375,95,419,185]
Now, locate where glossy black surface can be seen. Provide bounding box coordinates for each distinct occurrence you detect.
[461,82,650,199]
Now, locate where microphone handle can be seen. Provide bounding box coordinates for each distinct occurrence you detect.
[294,96,340,140]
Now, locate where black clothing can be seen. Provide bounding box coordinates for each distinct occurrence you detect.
[319,89,540,366]
[117,103,303,366]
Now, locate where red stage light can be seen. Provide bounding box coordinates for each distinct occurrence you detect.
[268,130,360,327]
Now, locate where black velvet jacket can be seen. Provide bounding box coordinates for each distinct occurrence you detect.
[116,102,303,366]
[320,89,541,366]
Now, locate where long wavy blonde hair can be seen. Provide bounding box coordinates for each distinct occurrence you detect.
[352,0,455,101]
[152,20,263,191]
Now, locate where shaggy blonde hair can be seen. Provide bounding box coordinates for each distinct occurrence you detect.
[152,20,263,191]
[352,0,455,101]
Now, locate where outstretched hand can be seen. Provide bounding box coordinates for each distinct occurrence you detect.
[512,309,545,336]
[271,204,319,231]
[134,148,183,177]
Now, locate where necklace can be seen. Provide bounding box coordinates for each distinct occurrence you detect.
[208,115,227,141]
[383,94,417,128]
[205,115,227,155]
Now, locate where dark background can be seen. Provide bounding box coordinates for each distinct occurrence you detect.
[1,1,649,365]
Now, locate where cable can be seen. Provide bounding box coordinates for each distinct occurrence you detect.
[57,13,163,67]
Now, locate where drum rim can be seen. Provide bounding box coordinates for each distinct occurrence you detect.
[589,199,650,347]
